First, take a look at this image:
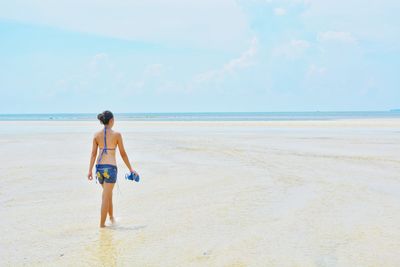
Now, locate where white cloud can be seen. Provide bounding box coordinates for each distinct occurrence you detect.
[301,0,400,46]
[273,7,287,16]
[91,53,108,62]
[273,39,310,59]
[260,0,309,4]
[0,0,252,51]
[54,53,138,94]
[125,63,166,93]
[131,81,145,90]
[224,37,258,71]
[194,37,258,83]
[248,0,399,48]
[307,64,326,77]
[317,31,357,44]
[144,64,163,77]
[89,53,111,70]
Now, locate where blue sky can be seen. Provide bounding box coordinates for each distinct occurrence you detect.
[0,0,399,113]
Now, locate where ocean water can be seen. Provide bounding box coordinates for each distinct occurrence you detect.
[0,111,400,121]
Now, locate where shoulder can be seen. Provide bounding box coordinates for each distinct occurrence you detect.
[92,131,101,143]
[93,131,101,138]
[113,131,122,139]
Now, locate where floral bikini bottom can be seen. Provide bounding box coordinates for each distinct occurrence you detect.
[95,164,117,184]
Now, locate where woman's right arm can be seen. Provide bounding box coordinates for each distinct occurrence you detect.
[87,135,98,180]
[117,133,138,175]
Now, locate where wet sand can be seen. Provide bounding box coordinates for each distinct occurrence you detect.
[1,119,400,266]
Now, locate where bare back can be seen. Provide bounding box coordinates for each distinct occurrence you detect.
[95,128,119,165]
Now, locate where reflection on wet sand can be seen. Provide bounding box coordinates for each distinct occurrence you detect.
[108,225,147,232]
[86,224,147,266]
[97,229,117,266]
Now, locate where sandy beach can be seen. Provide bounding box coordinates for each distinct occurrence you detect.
[1,119,400,266]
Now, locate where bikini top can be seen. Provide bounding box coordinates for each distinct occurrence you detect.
[97,127,116,164]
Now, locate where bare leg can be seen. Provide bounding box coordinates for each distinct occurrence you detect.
[99,183,106,228]
[100,183,115,227]
[109,192,115,223]
[100,183,113,220]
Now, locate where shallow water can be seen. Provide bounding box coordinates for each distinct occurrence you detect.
[1,120,400,266]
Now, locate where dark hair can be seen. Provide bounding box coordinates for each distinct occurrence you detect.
[97,110,114,125]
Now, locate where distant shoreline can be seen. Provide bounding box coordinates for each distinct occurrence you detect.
[1,111,400,122]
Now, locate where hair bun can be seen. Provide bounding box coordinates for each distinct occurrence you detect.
[97,113,105,123]
[97,110,114,125]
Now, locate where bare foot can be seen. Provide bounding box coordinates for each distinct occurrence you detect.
[100,224,106,228]
[110,217,116,224]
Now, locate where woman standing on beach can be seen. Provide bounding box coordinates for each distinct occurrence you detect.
[87,110,138,227]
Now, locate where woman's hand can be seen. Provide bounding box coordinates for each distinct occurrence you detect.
[87,171,93,180]
[131,169,139,176]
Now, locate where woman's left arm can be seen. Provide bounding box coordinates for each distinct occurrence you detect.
[87,136,98,180]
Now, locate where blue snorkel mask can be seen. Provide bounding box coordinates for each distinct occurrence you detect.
[125,172,140,182]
